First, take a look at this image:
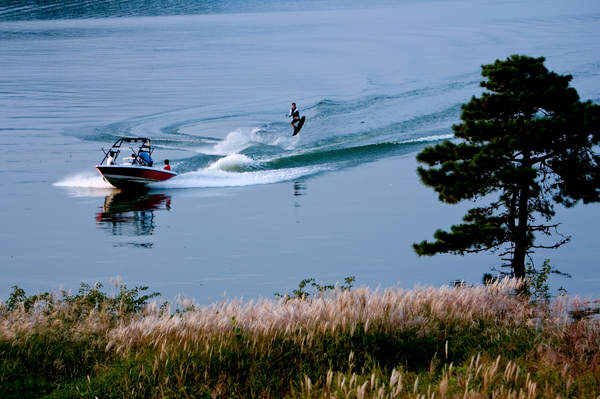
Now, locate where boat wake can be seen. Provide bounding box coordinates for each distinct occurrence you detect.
[155,164,334,189]
[56,94,460,191]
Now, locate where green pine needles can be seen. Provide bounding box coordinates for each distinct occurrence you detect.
[414,55,600,278]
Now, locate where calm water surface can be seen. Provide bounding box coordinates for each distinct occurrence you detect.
[1,0,600,301]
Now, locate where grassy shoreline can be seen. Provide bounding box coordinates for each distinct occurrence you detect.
[1,279,599,398]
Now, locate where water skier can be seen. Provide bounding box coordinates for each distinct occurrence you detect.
[288,103,300,129]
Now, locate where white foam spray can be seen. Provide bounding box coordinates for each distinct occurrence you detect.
[53,172,117,196]
[208,153,258,171]
[193,126,299,156]
[400,133,454,143]
[191,127,261,156]
[53,171,114,189]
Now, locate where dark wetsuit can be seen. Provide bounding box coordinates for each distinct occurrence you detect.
[290,107,300,119]
[290,107,300,126]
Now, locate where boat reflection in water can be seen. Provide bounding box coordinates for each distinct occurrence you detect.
[95,190,172,242]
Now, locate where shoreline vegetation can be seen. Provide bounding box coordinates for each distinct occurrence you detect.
[2,279,600,398]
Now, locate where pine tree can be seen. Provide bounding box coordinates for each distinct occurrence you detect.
[413,55,600,278]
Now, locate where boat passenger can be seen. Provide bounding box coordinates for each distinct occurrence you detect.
[138,152,153,167]
[106,151,115,165]
[164,159,171,171]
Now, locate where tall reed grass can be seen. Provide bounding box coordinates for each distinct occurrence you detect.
[1,279,599,398]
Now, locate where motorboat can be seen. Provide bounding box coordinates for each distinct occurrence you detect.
[95,138,177,188]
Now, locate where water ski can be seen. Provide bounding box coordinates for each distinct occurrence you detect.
[293,116,306,136]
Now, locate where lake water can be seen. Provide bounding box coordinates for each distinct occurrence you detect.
[1,0,600,302]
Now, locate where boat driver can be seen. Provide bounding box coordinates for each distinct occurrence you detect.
[137,152,153,167]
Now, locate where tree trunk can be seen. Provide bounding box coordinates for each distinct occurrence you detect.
[513,244,527,278]
[513,152,531,279]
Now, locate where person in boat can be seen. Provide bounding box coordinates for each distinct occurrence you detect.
[106,151,116,165]
[163,159,171,171]
[137,152,153,167]
[288,103,300,130]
